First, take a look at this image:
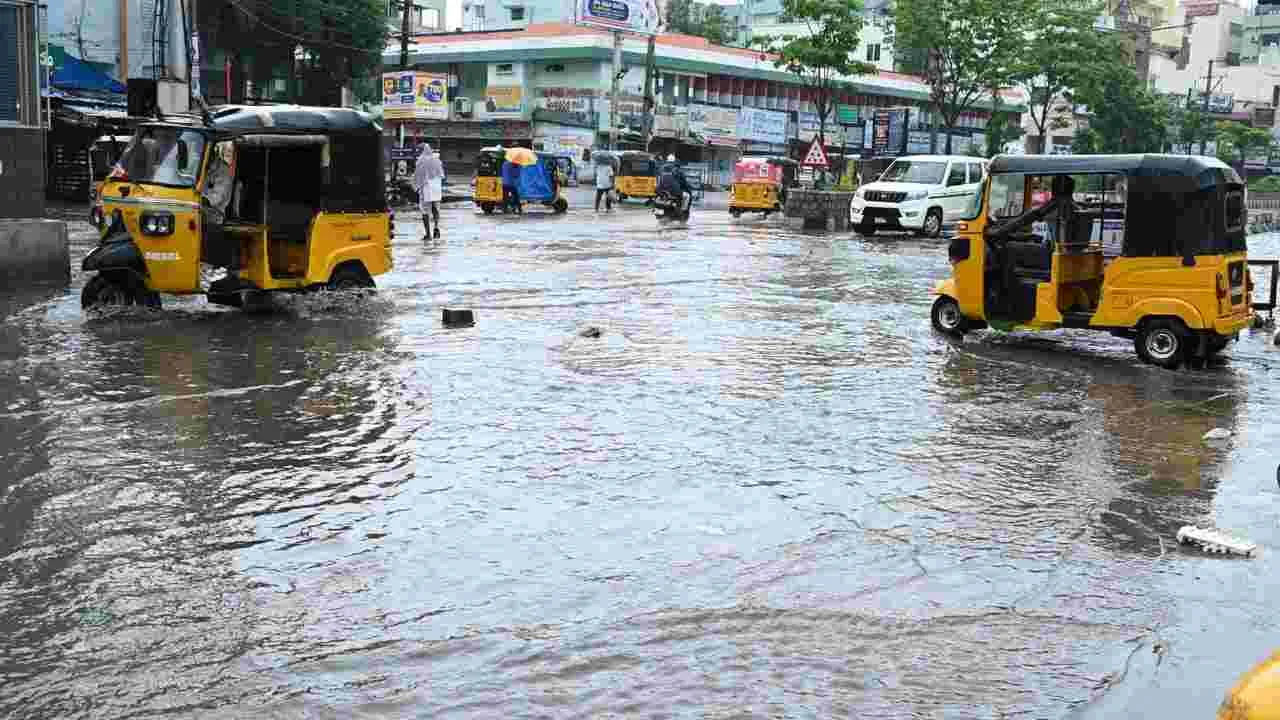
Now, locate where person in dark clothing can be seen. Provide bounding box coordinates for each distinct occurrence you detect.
[657,156,693,215]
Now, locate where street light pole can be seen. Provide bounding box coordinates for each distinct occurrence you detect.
[610,30,622,151]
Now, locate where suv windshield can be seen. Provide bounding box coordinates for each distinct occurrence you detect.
[880,160,947,185]
[116,127,207,188]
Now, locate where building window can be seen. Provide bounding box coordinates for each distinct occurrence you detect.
[545,63,564,73]
[510,7,525,21]
[496,63,514,77]
[866,43,881,62]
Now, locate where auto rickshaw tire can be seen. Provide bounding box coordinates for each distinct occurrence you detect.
[327,263,375,292]
[1135,318,1186,369]
[81,273,159,310]
[617,193,627,201]
[858,224,877,236]
[553,198,568,214]
[731,209,742,218]
[930,295,967,336]
[1207,334,1231,355]
[481,203,495,215]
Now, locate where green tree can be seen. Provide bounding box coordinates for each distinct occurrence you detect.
[666,0,734,45]
[894,0,1037,153]
[754,0,875,148]
[1013,1,1121,154]
[1070,62,1167,153]
[1215,120,1275,169]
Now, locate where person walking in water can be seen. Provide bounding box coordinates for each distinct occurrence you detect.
[594,155,615,212]
[413,143,445,239]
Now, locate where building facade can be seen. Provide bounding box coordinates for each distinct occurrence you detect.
[384,23,1011,184]
[0,0,44,217]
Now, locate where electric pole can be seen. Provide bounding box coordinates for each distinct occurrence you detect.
[1199,59,1213,156]
[610,30,623,150]
[400,0,412,69]
[641,33,656,150]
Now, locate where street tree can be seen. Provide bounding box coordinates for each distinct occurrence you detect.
[894,0,1038,153]
[1215,120,1276,170]
[1013,1,1123,154]
[665,0,735,45]
[1069,62,1168,153]
[754,0,876,148]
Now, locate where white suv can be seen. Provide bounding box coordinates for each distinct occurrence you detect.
[849,155,987,238]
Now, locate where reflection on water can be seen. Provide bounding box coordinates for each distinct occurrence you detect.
[1,211,1278,718]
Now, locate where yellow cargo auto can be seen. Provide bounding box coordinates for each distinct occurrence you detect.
[82,105,392,310]
[729,156,797,218]
[930,154,1252,369]
[615,151,658,202]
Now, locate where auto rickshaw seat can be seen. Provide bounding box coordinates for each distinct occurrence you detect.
[267,201,316,244]
[1005,240,1053,280]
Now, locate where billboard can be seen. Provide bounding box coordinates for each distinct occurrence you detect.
[484,86,524,117]
[689,104,739,146]
[736,107,788,144]
[577,0,660,35]
[383,71,449,120]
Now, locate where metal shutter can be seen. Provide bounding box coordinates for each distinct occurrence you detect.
[0,7,18,123]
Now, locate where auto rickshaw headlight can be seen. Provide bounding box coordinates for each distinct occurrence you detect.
[140,211,175,236]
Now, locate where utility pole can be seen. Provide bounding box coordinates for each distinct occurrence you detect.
[610,30,623,150]
[1200,59,1213,156]
[641,33,656,150]
[400,0,412,69]
[119,0,128,79]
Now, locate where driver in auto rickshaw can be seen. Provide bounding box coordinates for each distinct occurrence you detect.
[990,175,1084,248]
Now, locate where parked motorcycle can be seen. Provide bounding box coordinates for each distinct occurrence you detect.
[385,178,418,208]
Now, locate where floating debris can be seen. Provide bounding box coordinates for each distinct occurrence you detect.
[1176,525,1257,557]
[578,326,603,338]
[1203,428,1233,441]
[78,607,115,627]
[442,308,475,327]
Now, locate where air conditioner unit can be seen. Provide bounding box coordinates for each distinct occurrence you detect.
[454,97,473,117]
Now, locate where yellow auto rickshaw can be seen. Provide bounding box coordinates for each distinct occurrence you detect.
[82,105,392,310]
[1218,650,1280,718]
[729,156,798,218]
[473,146,505,214]
[88,134,131,230]
[930,154,1252,369]
[615,151,658,202]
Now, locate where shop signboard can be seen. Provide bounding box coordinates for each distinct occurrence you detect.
[413,120,533,140]
[872,108,908,157]
[1183,1,1219,17]
[535,87,597,114]
[736,107,788,145]
[689,103,739,145]
[577,0,660,34]
[485,86,524,117]
[907,130,932,155]
[654,106,689,138]
[383,71,450,121]
[836,105,859,125]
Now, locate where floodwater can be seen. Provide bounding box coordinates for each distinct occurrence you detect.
[3,191,1280,718]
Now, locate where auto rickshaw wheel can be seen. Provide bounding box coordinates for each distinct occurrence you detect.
[858,224,877,236]
[730,209,742,218]
[930,296,967,336]
[553,198,568,214]
[81,274,160,310]
[481,203,495,215]
[327,263,375,292]
[1135,319,1186,369]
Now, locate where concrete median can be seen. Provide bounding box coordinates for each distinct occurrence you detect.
[0,219,70,287]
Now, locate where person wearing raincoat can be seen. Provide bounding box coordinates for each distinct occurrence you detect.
[413,143,445,239]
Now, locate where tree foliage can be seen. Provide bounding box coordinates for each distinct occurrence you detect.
[1215,120,1275,169]
[1069,62,1168,154]
[1012,1,1122,153]
[894,0,1037,153]
[665,0,735,46]
[754,0,875,145]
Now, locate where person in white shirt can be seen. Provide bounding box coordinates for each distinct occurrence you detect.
[594,158,615,212]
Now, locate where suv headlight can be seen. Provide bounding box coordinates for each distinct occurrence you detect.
[854,186,866,199]
[906,189,929,201]
[140,211,175,236]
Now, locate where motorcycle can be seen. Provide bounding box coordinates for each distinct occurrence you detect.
[385,177,418,208]
[652,190,692,222]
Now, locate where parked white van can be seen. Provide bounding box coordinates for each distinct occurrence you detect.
[849,155,987,238]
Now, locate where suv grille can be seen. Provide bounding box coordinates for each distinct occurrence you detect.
[865,190,907,203]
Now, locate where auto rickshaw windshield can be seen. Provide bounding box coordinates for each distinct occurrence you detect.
[117,127,207,188]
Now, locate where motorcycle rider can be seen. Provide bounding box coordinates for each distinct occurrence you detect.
[656,154,693,219]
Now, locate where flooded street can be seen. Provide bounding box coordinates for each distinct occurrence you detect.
[3,190,1280,718]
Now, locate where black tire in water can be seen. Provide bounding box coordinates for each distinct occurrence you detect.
[930,295,967,336]
[327,264,375,292]
[481,203,495,215]
[81,274,160,310]
[1135,319,1186,369]
[920,208,943,238]
[553,198,568,214]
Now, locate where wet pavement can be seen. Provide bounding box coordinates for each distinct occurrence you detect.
[3,190,1280,718]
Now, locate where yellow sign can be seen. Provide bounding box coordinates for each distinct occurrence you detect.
[382,71,449,120]
[484,86,523,117]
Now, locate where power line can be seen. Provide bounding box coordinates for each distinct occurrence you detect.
[222,0,387,54]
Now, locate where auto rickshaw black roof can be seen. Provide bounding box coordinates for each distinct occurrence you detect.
[137,105,382,139]
[988,154,1242,188]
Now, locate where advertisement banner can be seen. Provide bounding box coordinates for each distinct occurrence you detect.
[577,0,660,35]
[736,107,788,144]
[654,106,689,138]
[689,104,739,145]
[907,130,932,155]
[836,105,859,125]
[484,86,524,117]
[873,109,908,157]
[383,72,450,120]
[1183,1,1219,17]
[535,87,597,114]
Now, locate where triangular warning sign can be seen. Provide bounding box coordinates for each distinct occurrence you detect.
[801,137,830,168]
